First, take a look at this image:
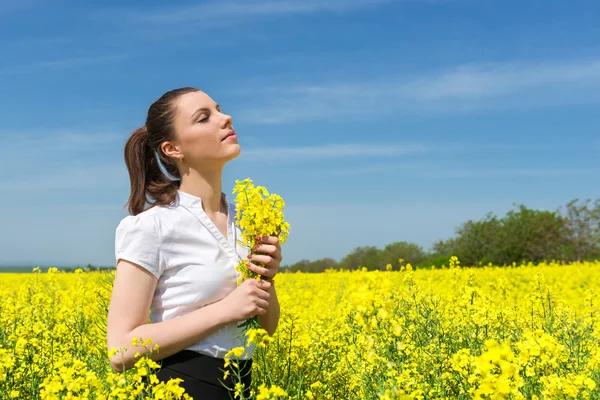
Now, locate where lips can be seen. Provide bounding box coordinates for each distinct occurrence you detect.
[222,129,237,141]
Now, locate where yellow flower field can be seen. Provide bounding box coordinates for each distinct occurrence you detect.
[1,259,599,399]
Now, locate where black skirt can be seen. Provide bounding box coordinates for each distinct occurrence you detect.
[154,350,253,400]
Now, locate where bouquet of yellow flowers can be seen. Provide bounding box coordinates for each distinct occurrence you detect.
[232,178,290,330]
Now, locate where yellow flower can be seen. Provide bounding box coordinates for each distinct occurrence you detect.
[232,177,291,250]
[2,256,600,399]
[225,346,246,360]
[256,384,288,399]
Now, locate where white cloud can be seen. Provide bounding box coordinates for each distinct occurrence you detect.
[4,131,124,153]
[0,163,127,192]
[237,141,558,162]
[325,162,427,175]
[0,54,130,75]
[237,58,600,124]
[310,162,598,178]
[93,0,434,39]
[239,143,431,159]
[0,131,127,192]
[0,36,75,51]
[421,168,599,179]
[0,0,45,15]
[127,0,400,24]
[407,60,600,100]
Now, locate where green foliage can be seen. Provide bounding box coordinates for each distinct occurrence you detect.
[453,212,503,266]
[285,258,339,273]
[417,254,453,269]
[284,242,426,272]
[284,198,600,272]
[380,241,426,268]
[338,245,381,271]
[560,198,600,261]
[495,205,567,265]
[427,199,600,267]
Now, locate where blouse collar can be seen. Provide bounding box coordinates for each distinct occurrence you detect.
[175,189,228,209]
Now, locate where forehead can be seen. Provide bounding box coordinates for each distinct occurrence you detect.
[175,91,216,118]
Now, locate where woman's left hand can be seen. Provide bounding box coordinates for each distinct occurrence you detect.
[246,236,282,281]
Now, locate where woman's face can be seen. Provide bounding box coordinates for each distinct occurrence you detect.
[164,90,240,168]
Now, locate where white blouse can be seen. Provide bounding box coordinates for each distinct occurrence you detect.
[114,189,254,359]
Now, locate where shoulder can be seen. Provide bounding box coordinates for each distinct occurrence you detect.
[116,207,166,236]
[114,207,171,277]
[115,206,180,247]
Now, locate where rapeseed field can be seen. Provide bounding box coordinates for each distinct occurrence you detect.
[1,259,599,399]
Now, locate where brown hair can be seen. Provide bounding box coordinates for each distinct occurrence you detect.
[123,87,199,215]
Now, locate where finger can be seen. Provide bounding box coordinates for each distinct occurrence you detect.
[246,262,271,277]
[256,235,280,247]
[251,243,277,255]
[272,247,282,262]
[252,247,282,264]
[255,287,271,300]
[245,278,262,287]
[245,278,270,290]
[257,279,272,291]
[248,254,276,266]
[256,306,267,316]
[256,298,269,310]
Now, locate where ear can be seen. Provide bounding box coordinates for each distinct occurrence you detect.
[161,141,181,159]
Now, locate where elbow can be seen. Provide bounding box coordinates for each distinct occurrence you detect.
[267,323,279,337]
[265,320,277,336]
[109,353,133,373]
[260,310,280,337]
[107,340,132,373]
[108,352,128,373]
[110,359,125,373]
[265,317,280,337]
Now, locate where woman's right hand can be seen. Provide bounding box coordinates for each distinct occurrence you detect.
[219,279,271,323]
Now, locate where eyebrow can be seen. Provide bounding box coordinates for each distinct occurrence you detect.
[190,104,221,121]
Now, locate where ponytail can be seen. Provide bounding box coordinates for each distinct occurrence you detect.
[123,87,199,215]
[123,125,180,216]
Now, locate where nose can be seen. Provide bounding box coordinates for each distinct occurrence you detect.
[221,112,233,128]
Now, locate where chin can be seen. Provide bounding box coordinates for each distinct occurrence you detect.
[225,144,241,161]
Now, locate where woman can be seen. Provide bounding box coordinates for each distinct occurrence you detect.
[106,87,282,399]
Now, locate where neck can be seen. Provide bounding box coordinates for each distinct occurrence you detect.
[178,166,224,215]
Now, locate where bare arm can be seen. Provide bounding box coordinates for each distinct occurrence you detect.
[245,235,283,336]
[106,260,230,371]
[106,259,271,372]
[258,282,280,336]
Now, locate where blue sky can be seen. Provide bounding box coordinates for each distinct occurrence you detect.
[1,0,599,267]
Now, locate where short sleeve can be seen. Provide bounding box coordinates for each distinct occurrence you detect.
[114,214,164,278]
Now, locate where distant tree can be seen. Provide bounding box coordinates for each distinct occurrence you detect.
[453,212,502,266]
[283,198,600,272]
[431,238,457,257]
[286,258,339,273]
[439,205,569,266]
[379,241,426,269]
[307,258,339,272]
[559,198,600,261]
[494,204,568,265]
[285,259,311,272]
[339,246,381,270]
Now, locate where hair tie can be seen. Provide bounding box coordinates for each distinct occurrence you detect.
[154,151,181,181]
